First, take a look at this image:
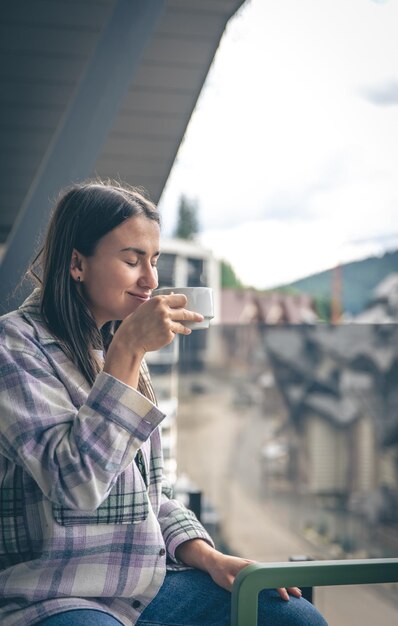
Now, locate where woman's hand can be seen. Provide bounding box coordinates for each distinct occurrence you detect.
[276,585,302,601]
[205,552,302,600]
[175,541,302,600]
[121,293,203,353]
[103,294,203,388]
[205,551,254,592]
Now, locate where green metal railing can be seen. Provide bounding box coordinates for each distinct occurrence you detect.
[231,558,398,626]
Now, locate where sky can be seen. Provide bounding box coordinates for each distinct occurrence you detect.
[158,0,398,289]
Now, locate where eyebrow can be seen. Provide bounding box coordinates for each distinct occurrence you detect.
[119,246,160,257]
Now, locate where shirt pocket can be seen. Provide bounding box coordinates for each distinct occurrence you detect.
[0,462,33,559]
[52,465,149,526]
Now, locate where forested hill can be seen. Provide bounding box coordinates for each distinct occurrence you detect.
[280,249,398,315]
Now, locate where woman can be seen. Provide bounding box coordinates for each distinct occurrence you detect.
[0,181,327,626]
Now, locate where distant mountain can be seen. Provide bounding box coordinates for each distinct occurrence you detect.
[278,249,398,315]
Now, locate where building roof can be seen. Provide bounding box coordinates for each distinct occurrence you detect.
[0,0,245,311]
[355,272,398,323]
[265,321,398,446]
[0,0,245,245]
[220,288,318,325]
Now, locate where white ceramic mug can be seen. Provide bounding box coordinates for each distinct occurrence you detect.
[154,287,214,330]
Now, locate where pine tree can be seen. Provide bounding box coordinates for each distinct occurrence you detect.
[174,195,199,240]
[221,260,243,288]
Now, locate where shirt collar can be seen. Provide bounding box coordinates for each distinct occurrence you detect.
[18,288,58,344]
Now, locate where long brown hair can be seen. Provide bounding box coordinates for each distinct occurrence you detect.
[30,180,159,400]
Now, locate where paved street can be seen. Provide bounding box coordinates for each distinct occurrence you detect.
[176,374,398,626]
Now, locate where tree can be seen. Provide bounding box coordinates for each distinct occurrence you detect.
[221,259,243,288]
[314,294,332,322]
[173,195,199,240]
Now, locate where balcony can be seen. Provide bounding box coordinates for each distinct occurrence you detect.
[150,321,398,624]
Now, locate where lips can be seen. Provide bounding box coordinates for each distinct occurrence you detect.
[128,292,151,302]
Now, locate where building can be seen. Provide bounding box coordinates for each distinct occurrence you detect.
[146,237,221,482]
[220,288,318,325]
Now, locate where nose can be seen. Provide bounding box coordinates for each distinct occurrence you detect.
[138,261,158,290]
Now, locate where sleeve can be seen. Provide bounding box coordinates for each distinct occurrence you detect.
[0,321,165,511]
[157,478,215,563]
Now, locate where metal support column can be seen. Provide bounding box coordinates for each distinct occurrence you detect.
[0,0,165,313]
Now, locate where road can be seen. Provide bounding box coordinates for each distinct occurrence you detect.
[175,373,398,626]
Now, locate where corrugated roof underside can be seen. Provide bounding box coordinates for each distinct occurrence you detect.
[0,0,245,243]
[0,0,116,241]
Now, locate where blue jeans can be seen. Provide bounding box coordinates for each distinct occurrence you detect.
[38,569,328,625]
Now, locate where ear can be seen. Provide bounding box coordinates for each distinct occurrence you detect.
[70,249,84,283]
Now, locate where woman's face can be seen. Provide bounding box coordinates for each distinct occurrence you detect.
[71,215,160,327]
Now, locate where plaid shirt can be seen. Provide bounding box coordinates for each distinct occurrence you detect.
[0,290,213,626]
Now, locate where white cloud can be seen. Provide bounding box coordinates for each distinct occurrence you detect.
[200,216,398,290]
[159,0,398,287]
[360,79,398,106]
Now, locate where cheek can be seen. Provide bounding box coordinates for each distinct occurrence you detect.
[120,265,139,284]
[86,260,139,299]
[85,265,121,299]
[114,266,142,295]
[102,263,130,287]
[84,278,108,306]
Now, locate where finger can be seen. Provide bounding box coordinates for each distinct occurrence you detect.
[160,295,205,321]
[277,588,290,602]
[172,321,192,336]
[161,293,188,308]
[154,294,204,323]
[287,587,302,598]
[172,308,204,323]
[228,574,235,591]
[151,293,187,311]
[160,302,204,323]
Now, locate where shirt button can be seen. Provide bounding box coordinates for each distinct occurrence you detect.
[159,548,166,556]
[132,600,141,609]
